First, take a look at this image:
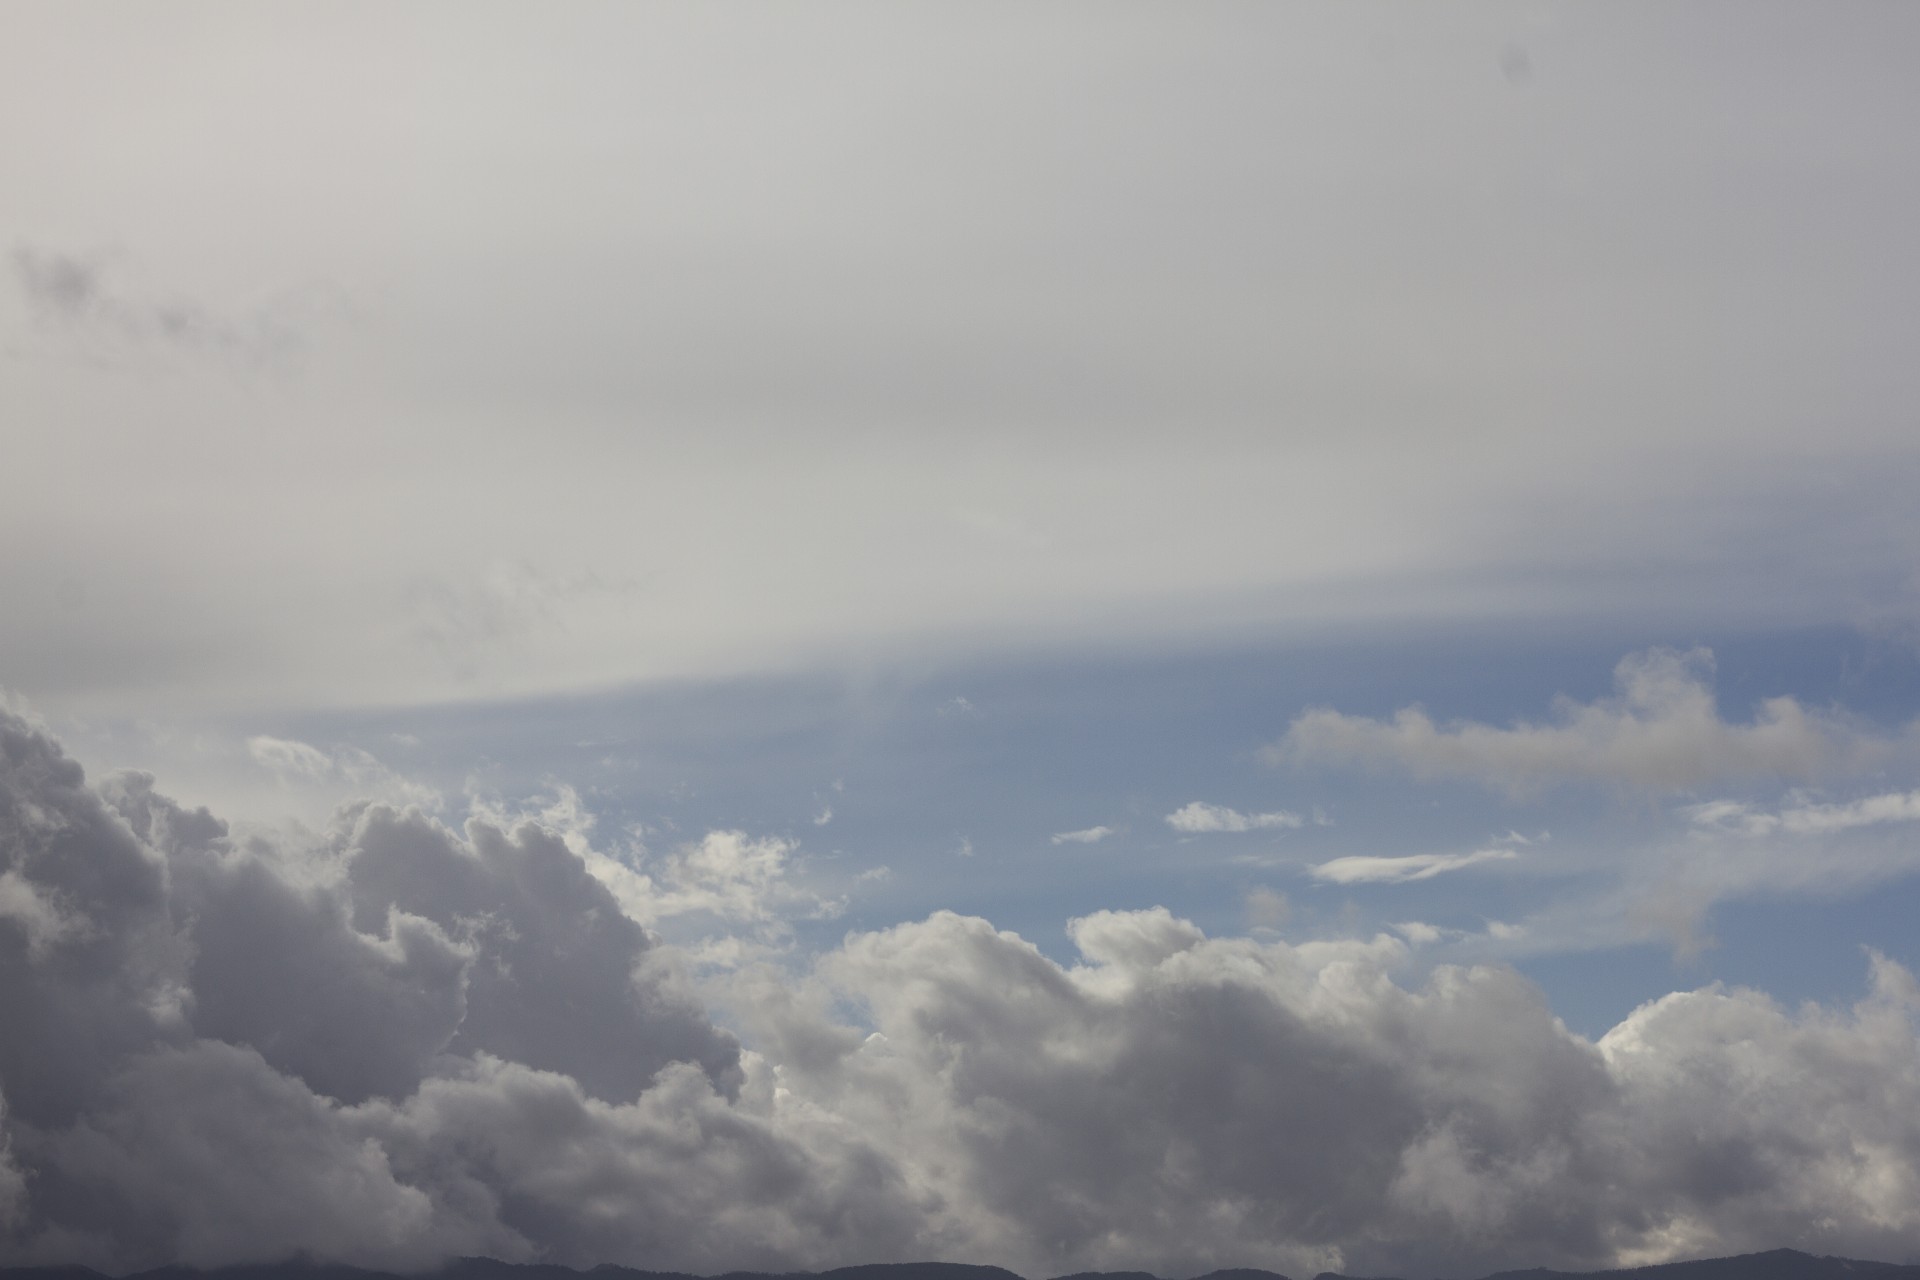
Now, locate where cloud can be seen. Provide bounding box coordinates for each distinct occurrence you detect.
[753,913,1920,1278]
[8,708,1920,1276]
[1273,648,1890,796]
[247,736,336,780]
[1051,825,1115,846]
[1244,886,1291,929]
[1687,789,1920,838]
[642,830,845,928]
[1392,921,1451,946]
[11,245,302,368]
[1165,802,1303,834]
[466,789,844,943]
[245,735,442,814]
[1310,848,1520,885]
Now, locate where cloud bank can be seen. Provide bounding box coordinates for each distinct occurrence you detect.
[1274,649,1890,796]
[4,709,1920,1277]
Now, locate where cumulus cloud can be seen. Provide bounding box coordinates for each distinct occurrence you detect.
[1051,825,1115,846]
[1310,848,1521,885]
[1273,648,1889,796]
[6,708,1920,1276]
[1165,802,1303,834]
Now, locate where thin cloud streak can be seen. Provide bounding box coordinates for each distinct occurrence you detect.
[1310,847,1520,885]
[1166,802,1303,834]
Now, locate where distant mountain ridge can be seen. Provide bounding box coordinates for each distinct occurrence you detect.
[4,1247,1916,1280]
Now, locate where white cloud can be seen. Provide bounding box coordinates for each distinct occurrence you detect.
[1051,825,1115,846]
[1391,921,1449,946]
[645,830,844,927]
[248,735,441,812]
[1165,801,1303,833]
[248,734,342,781]
[1310,847,1520,885]
[1273,648,1891,796]
[1687,789,1920,838]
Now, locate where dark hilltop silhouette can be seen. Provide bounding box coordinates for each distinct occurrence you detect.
[4,1248,1918,1280]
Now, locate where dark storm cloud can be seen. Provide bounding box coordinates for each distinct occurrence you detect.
[3,710,1920,1275]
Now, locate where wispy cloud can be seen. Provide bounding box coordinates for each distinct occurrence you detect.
[1165,801,1302,833]
[1686,789,1920,838]
[1273,648,1890,796]
[1309,847,1519,885]
[1051,825,1115,846]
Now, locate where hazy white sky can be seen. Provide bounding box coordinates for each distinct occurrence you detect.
[6,1,1919,713]
[6,5,1920,1277]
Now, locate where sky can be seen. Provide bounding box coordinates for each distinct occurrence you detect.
[4,3,1920,1277]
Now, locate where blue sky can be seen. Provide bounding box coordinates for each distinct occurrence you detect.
[5,4,1920,1276]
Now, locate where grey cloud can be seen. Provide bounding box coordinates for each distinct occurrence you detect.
[31,1041,472,1272]
[0,709,761,1271]
[0,718,186,1128]
[746,913,1920,1278]
[179,854,472,1106]
[12,250,102,318]
[11,246,300,368]
[1273,649,1893,797]
[6,709,1920,1275]
[360,1057,926,1275]
[339,806,741,1105]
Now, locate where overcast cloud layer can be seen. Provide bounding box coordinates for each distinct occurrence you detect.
[5,3,1920,714]
[4,708,1920,1277]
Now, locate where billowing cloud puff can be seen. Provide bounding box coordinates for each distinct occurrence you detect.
[4,709,1920,1276]
[1272,649,1890,796]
